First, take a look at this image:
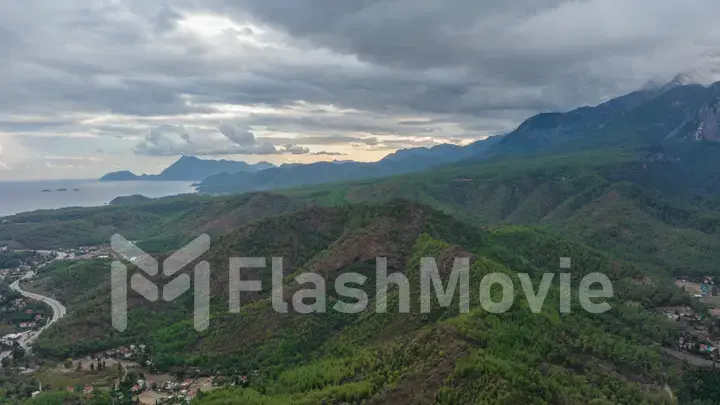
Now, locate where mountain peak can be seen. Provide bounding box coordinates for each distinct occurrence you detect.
[640,72,713,93]
[661,72,713,92]
[100,157,276,182]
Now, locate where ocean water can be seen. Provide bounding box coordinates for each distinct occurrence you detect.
[0,179,196,217]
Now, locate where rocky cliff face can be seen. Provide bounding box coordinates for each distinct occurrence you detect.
[686,97,720,142]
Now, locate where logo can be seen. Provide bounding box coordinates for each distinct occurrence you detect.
[107,232,614,332]
[110,234,211,332]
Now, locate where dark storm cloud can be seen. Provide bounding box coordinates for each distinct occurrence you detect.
[218,0,720,91]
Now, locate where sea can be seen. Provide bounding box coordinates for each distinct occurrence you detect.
[0,179,197,217]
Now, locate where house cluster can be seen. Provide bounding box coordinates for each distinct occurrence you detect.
[676,331,718,359]
[659,306,701,322]
[677,276,718,298]
[18,310,43,329]
[153,390,198,404]
[63,246,97,255]
[63,245,114,261]
[660,305,720,361]
[135,374,249,404]
[100,344,147,360]
[0,298,26,313]
[134,377,201,404]
[0,332,24,346]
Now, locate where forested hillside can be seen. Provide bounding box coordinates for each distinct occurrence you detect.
[26,201,691,404]
[289,148,720,277]
[0,192,302,251]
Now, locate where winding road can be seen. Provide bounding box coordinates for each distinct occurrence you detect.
[9,276,67,348]
[0,252,68,363]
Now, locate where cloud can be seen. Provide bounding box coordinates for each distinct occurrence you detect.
[280,144,310,155]
[0,143,7,169]
[134,125,281,156]
[44,161,82,170]
[2,0,720,178]
[132,125,328,156]
[218,124,257,145]
[258,135,380,146]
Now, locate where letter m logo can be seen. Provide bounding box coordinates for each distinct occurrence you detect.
[110,234,211,332]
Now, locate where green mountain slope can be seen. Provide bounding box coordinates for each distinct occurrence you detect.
[0,192,303,251]
[285,149,720,277]
[27,201,690,404]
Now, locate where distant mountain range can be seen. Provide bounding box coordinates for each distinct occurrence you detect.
[101,74,720,194]
[99,156,276,182]
[98,137,505,191]
[195,136,503,193]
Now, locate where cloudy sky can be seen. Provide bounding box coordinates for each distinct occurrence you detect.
[1,0,719,180]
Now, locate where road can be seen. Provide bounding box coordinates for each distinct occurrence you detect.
[662,347,716,368]
[0,252,69,363]
[9,276,67,348]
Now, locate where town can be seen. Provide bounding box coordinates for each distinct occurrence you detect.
[0,245,253,403]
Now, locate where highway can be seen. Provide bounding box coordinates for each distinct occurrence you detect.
[9,276,67,348]
[0,252,69,363]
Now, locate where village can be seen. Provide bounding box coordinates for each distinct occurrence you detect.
[64,343,253,404]
[657,276,720,367]
[0,244,237,404]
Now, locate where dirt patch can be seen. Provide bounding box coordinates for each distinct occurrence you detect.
[138,390,170,405]
[145,373,173,384]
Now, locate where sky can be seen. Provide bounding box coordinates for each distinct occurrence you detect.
[1,0,720,180]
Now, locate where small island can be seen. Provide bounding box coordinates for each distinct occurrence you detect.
[40,189,51,192]
[73,188,80,192]
[56,188,67,192]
